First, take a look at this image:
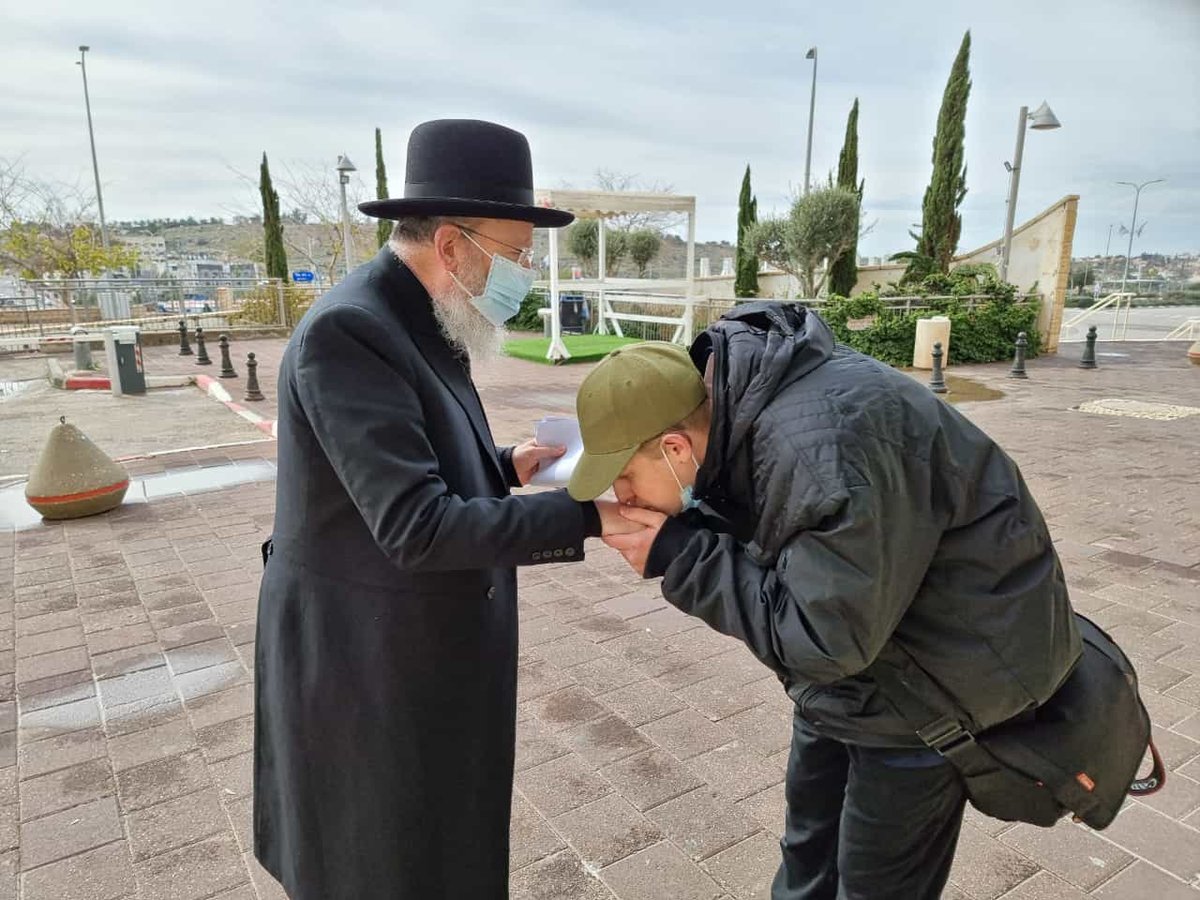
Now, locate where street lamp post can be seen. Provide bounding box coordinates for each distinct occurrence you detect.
[1116,179,1164,295]
[336,154,357,280]
[998,101,1061,283]
[803,47,817,196]
[76,45,109,252]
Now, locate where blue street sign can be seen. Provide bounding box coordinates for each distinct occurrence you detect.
[292,270,315,283]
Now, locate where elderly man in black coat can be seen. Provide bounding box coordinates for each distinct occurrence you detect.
[254,120,638,899]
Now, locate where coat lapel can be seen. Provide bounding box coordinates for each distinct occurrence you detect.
[375,249,507,487]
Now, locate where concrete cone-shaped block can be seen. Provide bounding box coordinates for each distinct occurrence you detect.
[1189,341,1200,366]
[24,418,130,520]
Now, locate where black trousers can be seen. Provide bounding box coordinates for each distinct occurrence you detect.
[772,709,967,900]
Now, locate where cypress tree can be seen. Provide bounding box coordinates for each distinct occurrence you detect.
[916,30,972,272]
[734,165,759,298]
[259,153,288,281]
[375,127,391,249]
[829,98,863,297]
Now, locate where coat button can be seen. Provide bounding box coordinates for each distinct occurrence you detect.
[486,587,496,600]
[553,549,564,558]
[565,548,576,558]
[532,552,541,561]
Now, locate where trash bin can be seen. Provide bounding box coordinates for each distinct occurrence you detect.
[103,326,146,396]
[560,293,586,334]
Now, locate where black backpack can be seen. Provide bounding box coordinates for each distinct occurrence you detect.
[870,614,1164,829]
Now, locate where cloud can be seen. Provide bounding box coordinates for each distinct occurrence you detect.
[2,0,1196,255]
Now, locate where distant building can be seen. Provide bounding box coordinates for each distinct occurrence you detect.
[120,235,169,276]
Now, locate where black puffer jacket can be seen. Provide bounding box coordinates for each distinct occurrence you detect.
[646,303,1080,747]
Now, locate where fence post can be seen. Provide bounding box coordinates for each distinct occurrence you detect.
[275,279,287,328]
[683,295,695,346]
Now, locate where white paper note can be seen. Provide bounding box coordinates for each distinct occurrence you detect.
[528,416,583,488]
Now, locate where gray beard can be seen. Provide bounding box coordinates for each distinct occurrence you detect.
[429,288,507,369]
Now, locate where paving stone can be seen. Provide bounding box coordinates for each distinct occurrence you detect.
[601,748,705,813]
[955,817,1063,900]
[721,705,793,759]
[125,788,229,860]
[686,741,783,802]
[20,840,136,900]
[597,679,685,728]
[174,661,250,702]
[96,666,173,709]
[700,831,779,900]
[515,717,570,773]
[646,788,761,862]
[18,696,102,742]
[19,757,114,822]
[108,715,197,771]
[510,791,566,872]
[1097,803,1200,881]
[84,622,157,656]
[516,753,613,819]
[998,870,1090,900]
[165,638,239,676]
[103,695,186,739]
[552,793,661,869]
[116,750,213,811]
[15,646,89,685]
[565,655,643,696]
[185,683,254,731]
[1092,861,1200,899]
[16,668,94,712]
[15,625,85,660]
[20,795,123,869]
[195,713,254,763]
[596,592,668,620]
[640,709,735,760]
[91,643,164,680]
[510,848,613,900]
[600,841,723,900]
[18,727,107,779]
[527,686,608,733]
[561,714,653,768]
[208,750,253,800]
[999,820,1133,890]
[133,832,247,900]
[736,785,787,839]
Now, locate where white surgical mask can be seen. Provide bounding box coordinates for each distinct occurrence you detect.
[660,442,701,512]
[450,230,536,326]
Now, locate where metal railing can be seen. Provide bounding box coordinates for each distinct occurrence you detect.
[1164,318,1200,342]
[1060,292,1136,340]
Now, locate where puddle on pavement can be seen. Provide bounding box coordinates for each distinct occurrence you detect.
[0,458,276,531]
[940,375,1005,404]
[0,380,37,400]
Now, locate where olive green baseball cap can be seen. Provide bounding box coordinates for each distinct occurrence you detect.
[568,342,707,501]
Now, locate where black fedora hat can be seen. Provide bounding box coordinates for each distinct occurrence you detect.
[358,119,573,228]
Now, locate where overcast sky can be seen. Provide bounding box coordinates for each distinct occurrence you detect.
[3,0,1197,257]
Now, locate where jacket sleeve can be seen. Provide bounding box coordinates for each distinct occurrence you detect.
[496,446,522,489]
[295,304,593,571]
[645,483,942,684]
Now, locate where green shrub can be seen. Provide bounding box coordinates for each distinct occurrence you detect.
[822,290,1040,367]
[229,285,314,328]
[510,289,549,332]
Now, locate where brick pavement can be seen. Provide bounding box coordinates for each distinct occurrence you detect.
[0,339,1197,899]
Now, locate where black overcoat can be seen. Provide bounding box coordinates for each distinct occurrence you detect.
[254,247,590,899]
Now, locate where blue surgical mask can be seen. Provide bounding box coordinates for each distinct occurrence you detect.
[660,442,701,512]
[451,230,536,326]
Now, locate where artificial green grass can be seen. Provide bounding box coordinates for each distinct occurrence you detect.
[503,334,641,364]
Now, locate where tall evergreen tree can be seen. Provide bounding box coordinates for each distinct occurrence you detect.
[259,152,288,281]
[915,30,972,272]
[734,165,759,298]
[375,127,391,249]
[829,98,863,296]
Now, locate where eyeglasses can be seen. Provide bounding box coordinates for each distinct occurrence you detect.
[453,223,535,268]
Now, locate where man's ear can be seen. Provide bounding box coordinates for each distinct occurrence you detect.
[661,431,692,461]
[432,223,463,273]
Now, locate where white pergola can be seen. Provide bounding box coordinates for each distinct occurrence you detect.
[533,189,697,362]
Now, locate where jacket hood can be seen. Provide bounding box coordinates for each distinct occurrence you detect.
[691,303,835,496]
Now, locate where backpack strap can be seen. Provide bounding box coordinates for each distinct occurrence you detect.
[1130,740,1166,796]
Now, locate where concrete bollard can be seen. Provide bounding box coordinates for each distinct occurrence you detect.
[244,353,266,402]
[195,327,212,365]
[1009,332,1029,379]
[70,326,93,371]
[1079,326,1098,369]
[24,416,129,520]
[178,319,194,356]
[218,335,238,379]
[929,342,948,394]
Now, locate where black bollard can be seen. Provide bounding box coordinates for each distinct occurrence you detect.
[244,352,265,402]
[218,334,238,379]
[1009,331,1029,379]
[195,327,212,365]
[929,341,948,394]
[1079,325,1098,369]
[178,319,193,356]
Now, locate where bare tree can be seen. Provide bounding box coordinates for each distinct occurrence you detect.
[592,169,683,233]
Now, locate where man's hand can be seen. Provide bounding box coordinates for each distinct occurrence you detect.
[511,440,565,486]
[603,506,668,576]
[595,500,648,536]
